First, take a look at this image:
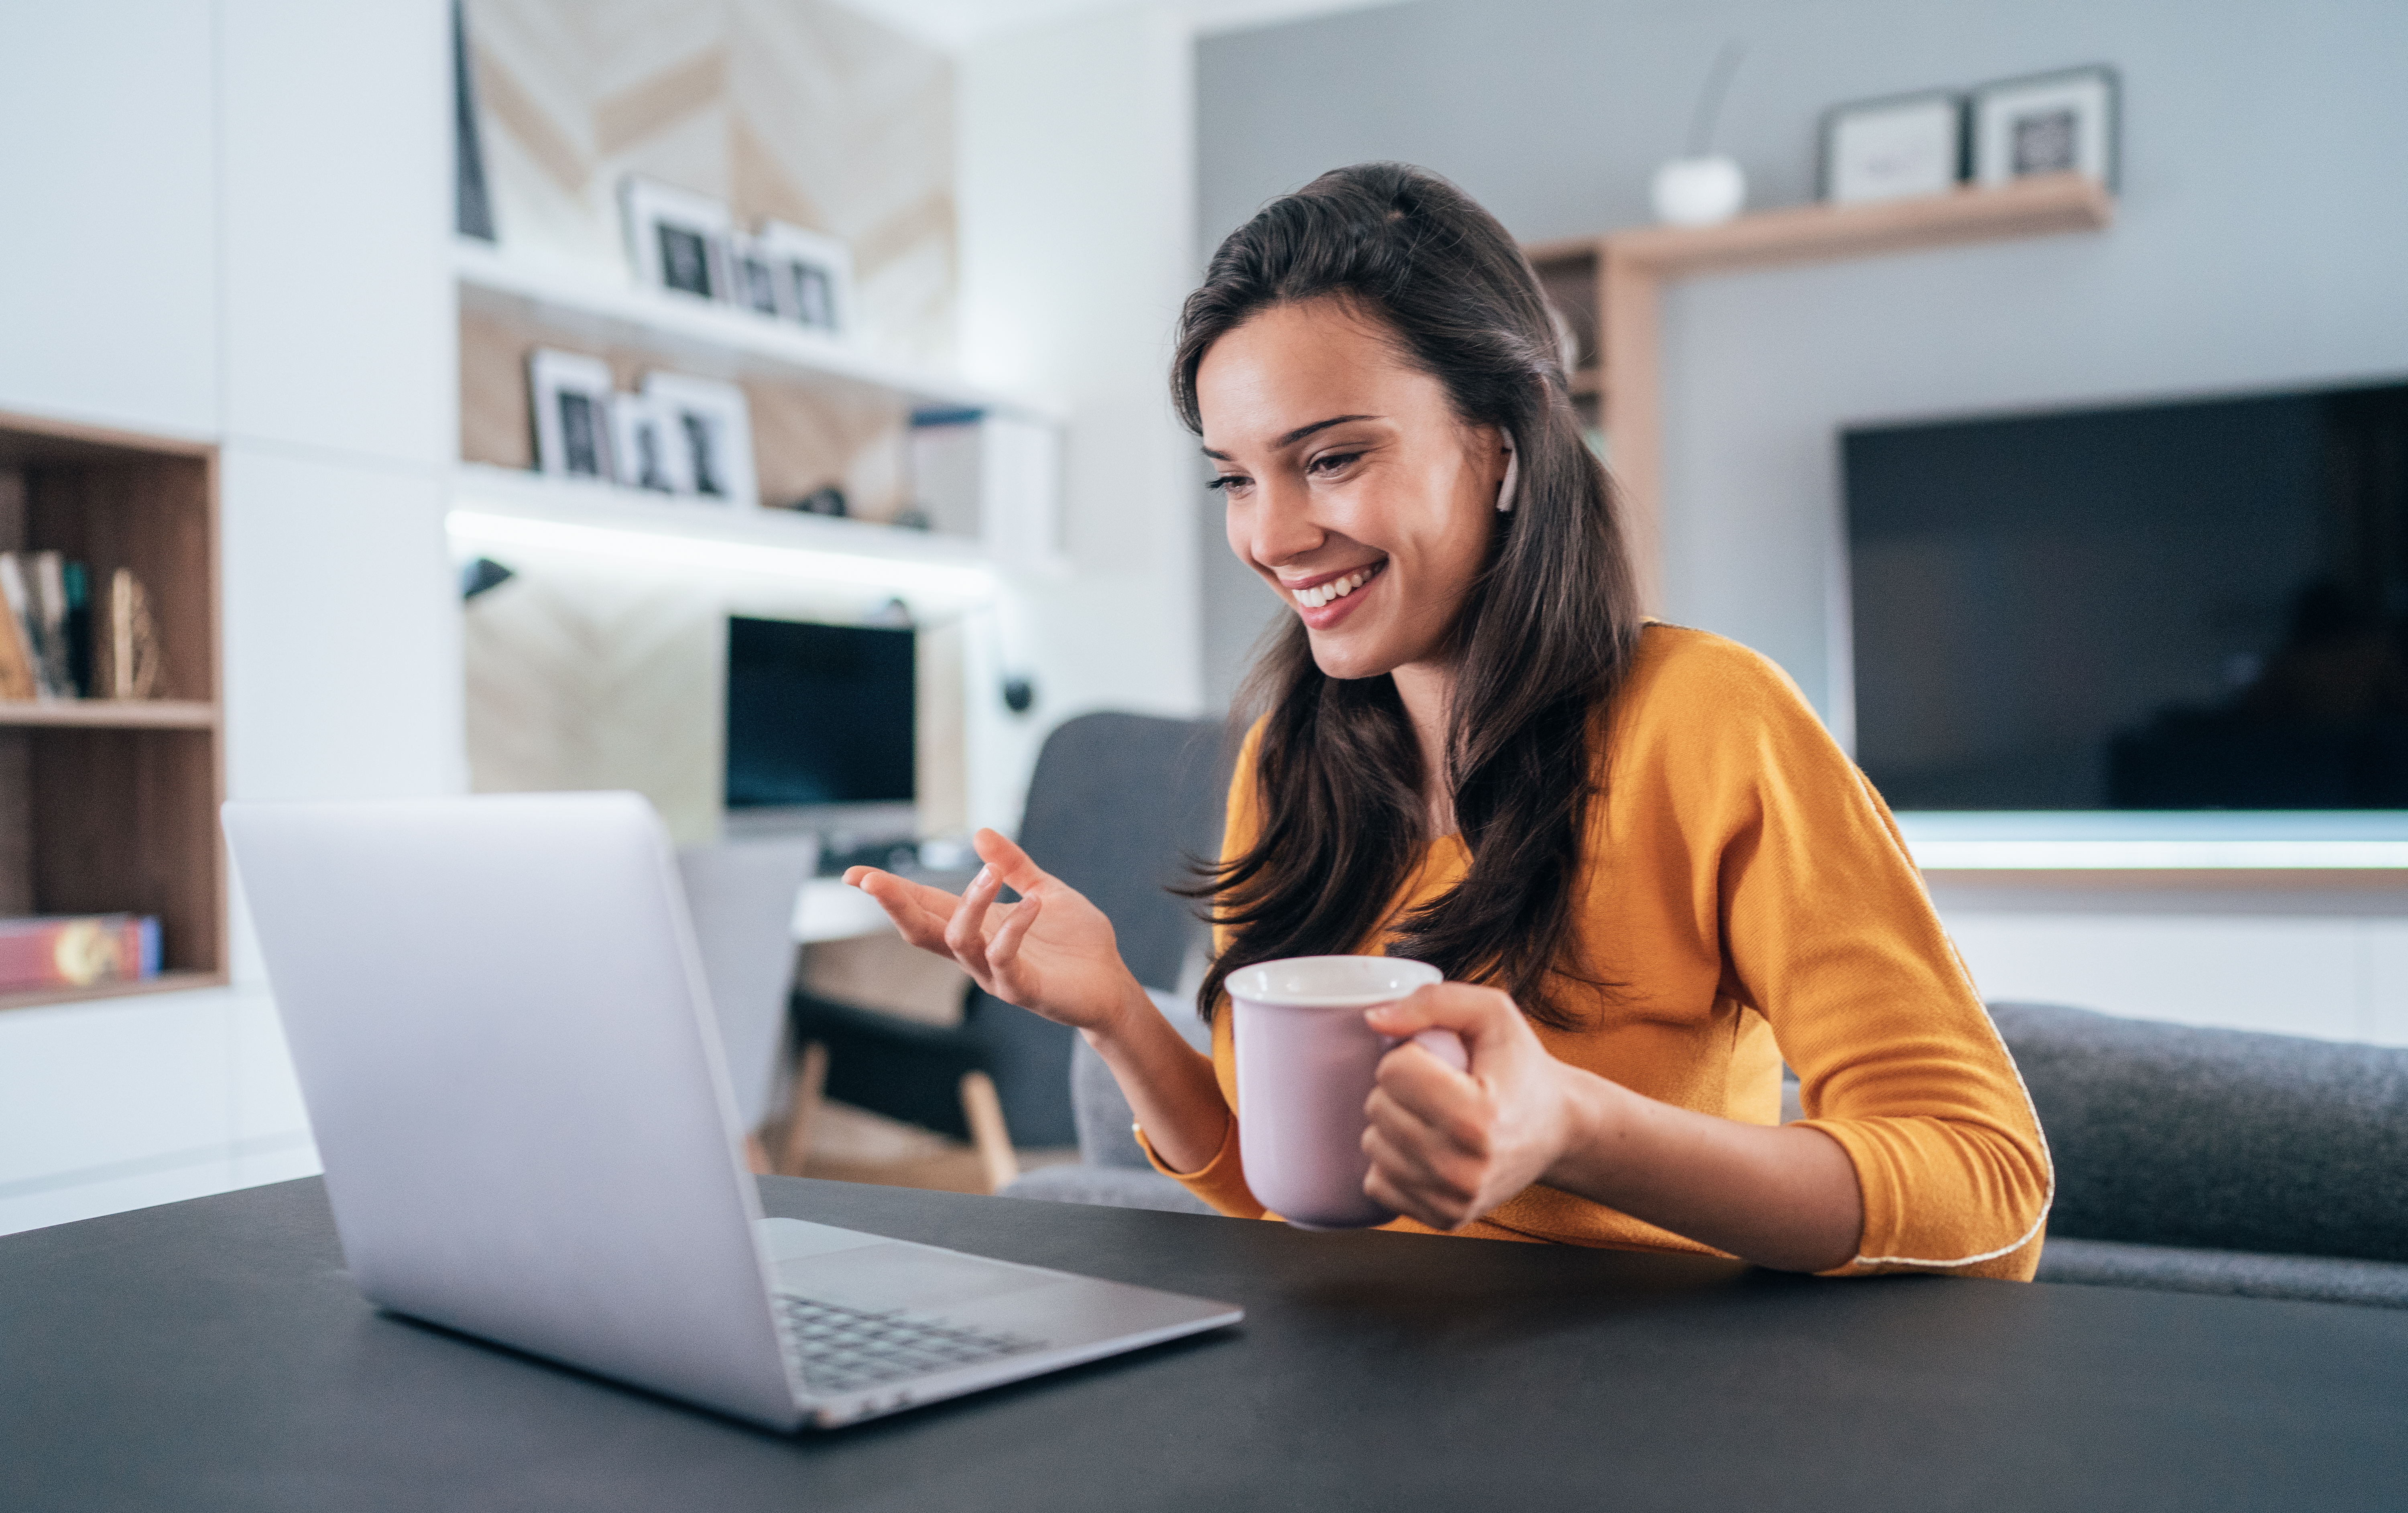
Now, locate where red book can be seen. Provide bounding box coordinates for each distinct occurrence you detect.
[0,914,163,991]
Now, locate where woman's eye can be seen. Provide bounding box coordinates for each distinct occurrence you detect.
[1306,452,1361,477]
[1206,474,1251,493]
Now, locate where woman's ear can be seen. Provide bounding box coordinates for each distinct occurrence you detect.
[1495,430,1519,514]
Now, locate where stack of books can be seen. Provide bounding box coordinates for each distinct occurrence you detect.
[0,551,160,701]
[0,914,163,993]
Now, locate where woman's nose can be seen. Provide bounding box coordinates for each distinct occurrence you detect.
[1247,479,1325,567]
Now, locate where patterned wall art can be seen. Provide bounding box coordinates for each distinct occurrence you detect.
[466,0,955,367]
[458,0,964,838]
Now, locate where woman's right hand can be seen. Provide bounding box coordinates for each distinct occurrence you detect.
[844,827,1147,1037]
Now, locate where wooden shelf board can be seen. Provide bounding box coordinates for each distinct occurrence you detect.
[453,240,1059,421]
[0,969,228,1015]
[0,700,218,730]
[0,409,215,466]
[1605,173,2113,281]
[1521,233,1606,268]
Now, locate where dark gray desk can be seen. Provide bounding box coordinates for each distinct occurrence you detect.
[5,1177,2403,1512]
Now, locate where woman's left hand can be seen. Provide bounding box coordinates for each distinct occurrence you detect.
[1361,982,1586,1230]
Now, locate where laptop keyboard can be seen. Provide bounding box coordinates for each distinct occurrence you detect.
[775,1295,1045,1395]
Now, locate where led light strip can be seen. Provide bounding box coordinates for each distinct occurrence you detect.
[445,509,997,600]
[1910,840,2408,870]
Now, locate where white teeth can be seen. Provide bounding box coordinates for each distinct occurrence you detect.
[1295,567,1376,610]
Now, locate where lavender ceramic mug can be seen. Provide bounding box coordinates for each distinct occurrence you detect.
[1226,955,1468,1230]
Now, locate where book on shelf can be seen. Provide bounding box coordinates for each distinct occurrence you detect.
[0,555,162,702]
[0,554,34,700]
[28,551,72,697]
[0,551,50,699]
[0,913,163,993]
[92,567,162,700]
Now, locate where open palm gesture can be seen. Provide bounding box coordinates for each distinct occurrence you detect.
[844,828,1147,1035]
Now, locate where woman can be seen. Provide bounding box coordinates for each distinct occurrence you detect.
[850,163,2050,1277]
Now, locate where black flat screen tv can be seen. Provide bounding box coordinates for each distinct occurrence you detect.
[1845,378,2408,810]
[724,616,914,809]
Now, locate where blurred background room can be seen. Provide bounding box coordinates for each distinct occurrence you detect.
[3,0,2404,1240]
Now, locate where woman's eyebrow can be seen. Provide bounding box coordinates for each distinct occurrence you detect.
[1200,414,1383,461]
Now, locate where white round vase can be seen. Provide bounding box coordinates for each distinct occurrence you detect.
[1649,155,1746,227]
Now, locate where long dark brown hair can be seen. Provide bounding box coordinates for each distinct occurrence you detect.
[1176,163,1645,1030]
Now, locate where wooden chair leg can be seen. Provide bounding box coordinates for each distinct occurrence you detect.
[777,1041,830,1177]
[958,1071,1019,1194]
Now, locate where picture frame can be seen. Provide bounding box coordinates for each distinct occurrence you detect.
[620,175,732,302]
[641,372,757,508]
[1970,65,2119,191]
[755,220,853,337]
[609,391,689,495]
[724,232,785,320]
[1820,90,1964,205]
[527,348,616,482]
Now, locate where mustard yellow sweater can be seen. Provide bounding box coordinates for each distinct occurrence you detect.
[1143,624,2052,1279]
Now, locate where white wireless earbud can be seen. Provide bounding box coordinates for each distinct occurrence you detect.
[1496,432,1519,514]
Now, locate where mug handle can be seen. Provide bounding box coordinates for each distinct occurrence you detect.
[1381,1026,1468,1074]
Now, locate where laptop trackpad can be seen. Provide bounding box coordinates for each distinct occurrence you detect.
[775,1240,1059,1313]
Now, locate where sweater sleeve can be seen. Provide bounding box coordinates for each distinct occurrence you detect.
[1134,719,1270,1218]
[1658,637,2053,1279]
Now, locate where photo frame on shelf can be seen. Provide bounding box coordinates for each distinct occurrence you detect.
[527,348,616,482]
[1971,65,2118,191]
[609,391,688,495]
[724,232,785,319]
[1820,91,1964,204]
[620,175,732,301]
[641,372,757,508]
[755,220,852,336]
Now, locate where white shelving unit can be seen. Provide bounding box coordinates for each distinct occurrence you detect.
[451,240,1064,576]
[449,463,998,606]
[453,238,1054,421]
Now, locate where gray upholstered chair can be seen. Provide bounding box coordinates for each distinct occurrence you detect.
[1993,1001,2408,1308]
[1002,988,1219,1214]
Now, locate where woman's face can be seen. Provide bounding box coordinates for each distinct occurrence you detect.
[1196,298,1507,683]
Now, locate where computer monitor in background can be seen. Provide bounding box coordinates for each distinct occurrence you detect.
[724,616,915,840]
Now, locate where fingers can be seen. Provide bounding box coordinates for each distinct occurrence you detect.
[1370,1053,1491,1162]
[986,890,1041,968]
[1363,982,1518,1045]
[942,862,1007,978]
[1363,1114,1479,1230]
[970,828,1052,898]
[845,868,961,953]
[1362,1049,1495,1231]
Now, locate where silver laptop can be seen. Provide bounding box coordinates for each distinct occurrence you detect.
[223,791,1239,1431]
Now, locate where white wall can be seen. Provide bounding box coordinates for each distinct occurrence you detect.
[0,1,220,440]
[1188,0,2408,1047]
[1659,1,2408,735]
[1941,900,2408,1049]
[0,0,461,1235]
[1195,0,2408,719]
[955,1,1207,830]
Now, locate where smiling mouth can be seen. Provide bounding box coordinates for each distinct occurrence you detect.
[1289,561,1386,609]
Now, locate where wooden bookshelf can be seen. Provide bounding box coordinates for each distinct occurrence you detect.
[0,410,225,1012]
[0,700,218,730]
[1524,173,2116,610]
